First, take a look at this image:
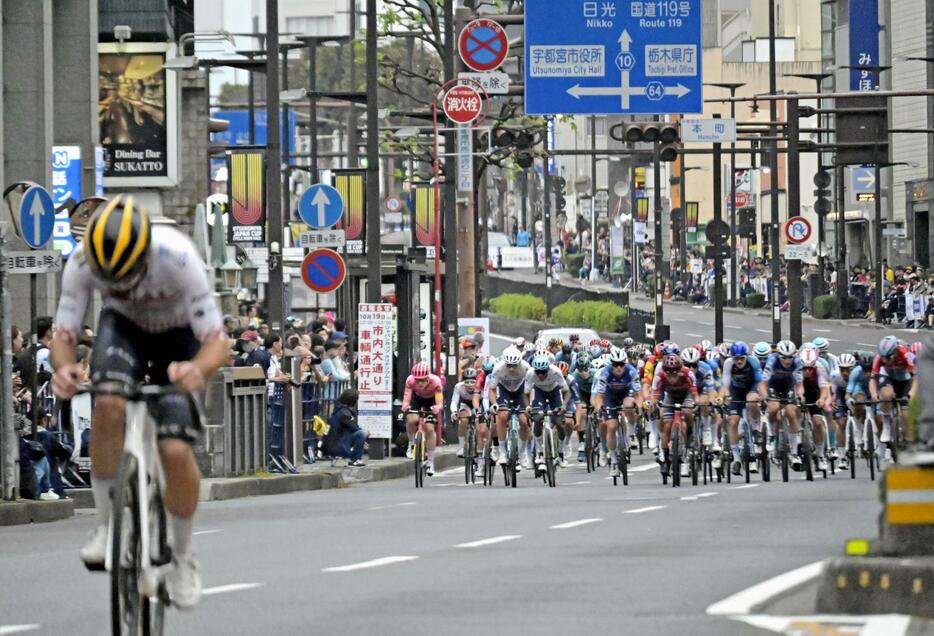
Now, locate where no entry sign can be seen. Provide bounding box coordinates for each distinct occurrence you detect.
[301,248,346,293]
[458,18,508,72]
[443,85,483,125]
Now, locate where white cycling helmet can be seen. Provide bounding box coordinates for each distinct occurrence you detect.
[502,347,522,365]
[608,347,628,364]
[717,342,732,358]
[776,340,797,357]
[513,337,526,350]
[838,353,857,368]
[700,339,713,352]
[681,346,701,364]
[800,347,819,367]
[591,357,607,371]
[812,336,830,352]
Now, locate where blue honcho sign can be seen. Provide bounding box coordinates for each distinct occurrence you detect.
[524,0,703,115]
[51,145,81,256]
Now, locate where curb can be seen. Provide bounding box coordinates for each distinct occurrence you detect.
[0,498,75,526]
[816,556,934,616]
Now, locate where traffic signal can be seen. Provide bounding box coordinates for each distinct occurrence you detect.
[610,122,680,161]
[552,175,566,211]
[515,150,534,169]
[813,169,832,216]
[738,209,757,238]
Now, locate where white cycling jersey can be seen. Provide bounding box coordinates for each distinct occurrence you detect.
[56,225,223,342]
[486,360,531,394]
[524,365,568,393]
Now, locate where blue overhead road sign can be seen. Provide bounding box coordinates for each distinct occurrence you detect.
[18,185,55,249]
[852,166,876,194]
[299,184,344,229]
[524,0,703,115]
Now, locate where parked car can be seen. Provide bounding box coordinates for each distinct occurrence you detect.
[534,327,601,350]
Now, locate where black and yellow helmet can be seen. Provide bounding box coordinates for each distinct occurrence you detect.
[83,194,151,284]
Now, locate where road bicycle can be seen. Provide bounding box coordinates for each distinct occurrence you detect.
[798,404,829,481]
[583,405,601,473]
[404,409,436,488]
[766,396,797,483]
[78,382,201,636]
[604,406,629,487]
[844,401,880,480]
[665,402,692,488]
[495,402,524,488]
[464,411,479,485]
[878,396,910,463]
[531,407,561,488]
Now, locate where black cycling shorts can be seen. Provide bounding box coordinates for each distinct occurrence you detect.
[90,308,202,443]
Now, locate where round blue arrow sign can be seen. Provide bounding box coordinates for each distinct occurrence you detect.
[18,185,55,249]
[299,184,344,229]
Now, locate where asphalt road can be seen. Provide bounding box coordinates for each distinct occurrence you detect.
[0,455,883,635]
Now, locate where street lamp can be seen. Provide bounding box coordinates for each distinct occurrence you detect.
[705,81,746,305]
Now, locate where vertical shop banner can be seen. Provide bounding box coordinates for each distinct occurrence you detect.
[849,0,880,91]
[413,184,442,258]
[98,43,177,185]
[357,303,394,439]
[685,201,699,231]
[610,225,625,274]
[635,196,649,222]
[50,145,81,257]
[332,169,366,255]
[227,150,266,243]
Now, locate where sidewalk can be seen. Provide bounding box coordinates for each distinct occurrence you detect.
[0,498,74,527]
[62,448,461,510]
[488,270,896,331]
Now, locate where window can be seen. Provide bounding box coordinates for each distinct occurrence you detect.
[820,2,836,62]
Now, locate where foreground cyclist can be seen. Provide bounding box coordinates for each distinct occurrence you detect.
[401,361,444,475]
[51,195,229,609]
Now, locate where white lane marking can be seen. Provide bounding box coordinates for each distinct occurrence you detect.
[812,329,832,333]
[429,483,455,488]
[736,614,911,636]
[489,334,515,341]
[630,462,660,472]
[686,333,705,338]
[434,467,462,477]
[699,321,713,326]
[857,342,876,348]
[550,518,603,529]
[826,338,841,342]
[567,480,592,485]
[693,305,705,309]
[732,484,760,490]
[706,560,824,615]
[202,582,264,596]
[681,492,718,501]
[454,535,521,549]
[0,626,41,635]
[755,329,771,334]
[671,318,687,322]
[322,556,419,572]
[193,529,224,536]
[726,325,742,329]
[368,501,417,511]
[623,505,666,514]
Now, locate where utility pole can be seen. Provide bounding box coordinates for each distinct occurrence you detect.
[544,124,553,303]
[347,0,359,166]
[712,119,724,344]
[874,163,883,323]
[767,0,782,343]
[835,164,847,313]
[442,0,459,401]
[653,140,664,340]
[265,0,285,333]
[307,42,318,182]
[365,0,381,302]
[787,98,803,345]
[590,116,598,270]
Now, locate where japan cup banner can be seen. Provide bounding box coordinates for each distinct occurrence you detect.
[332,169,366,255]
[412,184,442,258]
[227,150,266,243]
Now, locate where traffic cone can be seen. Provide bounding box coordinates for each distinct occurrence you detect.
[664,281,671,300]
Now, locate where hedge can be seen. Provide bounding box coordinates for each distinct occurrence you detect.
[746,292,765,309]
[489,293,547,321]
[551,300,628,333]
[565,253,585,274]
[812,294,838,319]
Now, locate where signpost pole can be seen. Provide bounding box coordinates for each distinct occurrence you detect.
[264,0,285,334]
[366,0,382,304]
[653,141,664,341]
[787,98,803,346]
[544,122,553,305]
[767,0,782,343]
[874,163,883,323]
[29,273,38,438]
[0,223,15,501]
[712,136,724,345]
[835,165,848,316]
[729,96,739,305]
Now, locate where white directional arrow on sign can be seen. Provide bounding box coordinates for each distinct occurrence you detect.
[566,82,691,100]
[311,187,331,228]
[619,30,633,110]
[856,172,875,188]
[29,191,45,245]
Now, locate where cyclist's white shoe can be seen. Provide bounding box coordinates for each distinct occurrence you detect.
[609,461,620,478]
[884,448,894,463]
[80,525,108,571]
[167,555,202,610]
[406,445,414,459]
[496,450,508,466]
[880,427,891,444]
[521,453,533,470]
[426,460,435,476]
[791,455,803,471]
[680,462,690,478]
[629,436,638,450]
[817,457,829,472]
[598,449,607,466]
[456,447,465,458]
[749,461,759,474]
[711,454,722,470]
[838,457,849,471]
[491,447,500,462]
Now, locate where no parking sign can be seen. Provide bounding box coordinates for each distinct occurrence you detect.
[458,19,508,72]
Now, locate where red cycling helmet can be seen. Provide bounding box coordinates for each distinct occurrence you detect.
[412,361,430,379]
[695,344,707,360]
[590,338,601,346]
[662,354,683,373]
[600,339,611,349]
[910,341,923,355]
[557,361,570,376]
[653,343,665,358]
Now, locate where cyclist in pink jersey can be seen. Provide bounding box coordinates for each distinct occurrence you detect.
[401,362,444,475]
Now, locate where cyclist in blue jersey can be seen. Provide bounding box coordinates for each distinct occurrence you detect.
[718,341,766,476]
[592,348,641,478]
[568,354,594,463]
[845,352,875,444]
[681,346,722,465]
[763,339,804,429]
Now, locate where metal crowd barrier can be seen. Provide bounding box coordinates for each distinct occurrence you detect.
[200,366,267,477]
[286,356,349,466]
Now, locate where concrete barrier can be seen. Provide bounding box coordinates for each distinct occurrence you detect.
[0,498,74,526]
[817,556,934,616]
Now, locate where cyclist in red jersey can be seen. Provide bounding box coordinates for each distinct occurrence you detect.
[401,362,444,475]
[648,354,698,474]
[869,335,917,454]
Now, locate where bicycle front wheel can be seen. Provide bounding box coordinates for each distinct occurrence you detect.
[144,479,168,635]
[111,454,143,636]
